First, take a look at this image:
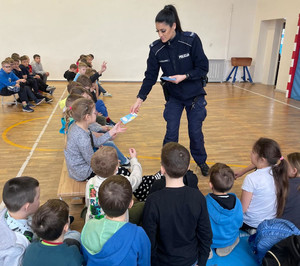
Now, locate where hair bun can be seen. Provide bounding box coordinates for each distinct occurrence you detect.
[164,5,173,11]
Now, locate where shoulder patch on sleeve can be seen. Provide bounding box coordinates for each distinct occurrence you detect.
[149,39,161,48]
[183,31,196,38]
[178,32,197,47]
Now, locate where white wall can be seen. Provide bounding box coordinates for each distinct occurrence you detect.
[251,0,300,91]
[0,0,257,81]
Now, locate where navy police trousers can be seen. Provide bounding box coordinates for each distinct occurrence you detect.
[163,96,207,165]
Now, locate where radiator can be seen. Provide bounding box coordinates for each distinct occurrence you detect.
[208,59,225,82]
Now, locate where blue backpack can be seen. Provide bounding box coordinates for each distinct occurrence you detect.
[248,218,300,264]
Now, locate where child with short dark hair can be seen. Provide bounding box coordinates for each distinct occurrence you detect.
[20,55,55,95]
[143,142,212,266]
[31,54,50,83]
[22,199,84,266]
[64,64,78,81]
[12,58,52,104]
[81,175,151,265]
[206,163,243,257]
[0,176,40,265]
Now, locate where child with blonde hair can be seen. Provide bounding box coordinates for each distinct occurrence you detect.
[73,62,88,81]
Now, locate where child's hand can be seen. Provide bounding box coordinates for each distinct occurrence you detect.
[99,61,107,74]
[234,170,243,179]
[109,121,126,138]
[129,148,137,159]
[235,164,256,179]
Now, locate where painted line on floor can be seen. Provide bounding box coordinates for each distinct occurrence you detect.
[233,84,300,110]
[2,116,62,152]
[0,88,67,208]
[16,88,67,177]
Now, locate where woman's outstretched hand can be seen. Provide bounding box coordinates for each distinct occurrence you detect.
[130,98,143,114]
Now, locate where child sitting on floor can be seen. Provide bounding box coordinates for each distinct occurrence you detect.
[22,199,84,266]
[241,138,289,234]
[279,152,300,229]
[235,151,300,230]
[81,175,151,265]
[206,163,243,257]
[142,142,212,266]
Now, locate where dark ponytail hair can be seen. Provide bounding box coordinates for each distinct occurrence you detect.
[155,5,183,32]
[253,138,289,217]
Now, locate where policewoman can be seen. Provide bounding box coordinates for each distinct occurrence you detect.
[130,5,209,176]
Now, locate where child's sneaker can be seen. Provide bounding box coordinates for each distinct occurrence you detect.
[103,92,112,97]
[28,103,36,108]
[45,97,53,103]
[35,98,45,105]
[22,105,34,112]
[46,86,56,94]
[216,236,240,257]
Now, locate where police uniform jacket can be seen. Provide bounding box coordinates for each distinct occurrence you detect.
[137,31,209,103]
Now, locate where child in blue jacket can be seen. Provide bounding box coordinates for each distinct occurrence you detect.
[206,163,243,257]
[81,175,150,265]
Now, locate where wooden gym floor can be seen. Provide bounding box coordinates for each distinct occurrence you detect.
[1,81,300,231]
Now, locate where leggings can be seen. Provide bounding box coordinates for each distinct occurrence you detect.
[117,167,158,201]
